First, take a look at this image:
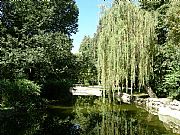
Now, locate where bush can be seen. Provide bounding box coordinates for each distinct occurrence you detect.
[162,70,180,99]
[0,79,41,108]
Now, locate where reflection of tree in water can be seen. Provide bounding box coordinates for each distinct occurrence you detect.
[0,109,45,135]
[0,98,176,135]
[0,108,81,135]
[36,108,81,135]
[98,111,160,135]
[72,98,175,135]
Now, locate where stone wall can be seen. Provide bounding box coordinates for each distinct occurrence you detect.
[134,97,180,134]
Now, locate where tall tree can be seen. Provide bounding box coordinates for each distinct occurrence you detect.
[0,0,79,104]
[0,0,78,37]
[78,36,98,85]
[96,1,157,101]
[139,0,180,98]
[0,0,79,80]
[160,1,180,98]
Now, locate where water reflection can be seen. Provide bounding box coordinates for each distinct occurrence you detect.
[0,109,45,135]
[0,97,177,135]
[72,98,176,135]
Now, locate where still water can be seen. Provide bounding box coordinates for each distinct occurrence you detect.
[0,97,177,135]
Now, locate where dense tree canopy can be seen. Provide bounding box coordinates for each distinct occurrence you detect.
[0,0,79,80]
[139,0,180,97]
[160,1,180,97]
[0,0,78,36]
[0,0,79,107]
[78,36,98,85]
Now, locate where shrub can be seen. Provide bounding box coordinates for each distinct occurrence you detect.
[162,70,180,99]
[0,79,41,108]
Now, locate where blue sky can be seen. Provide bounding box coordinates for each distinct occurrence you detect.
[71,0,112,53]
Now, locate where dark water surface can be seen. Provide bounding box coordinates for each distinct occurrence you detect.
[0,97,177,135]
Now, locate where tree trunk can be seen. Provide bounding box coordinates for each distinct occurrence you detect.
[145,85,157,98]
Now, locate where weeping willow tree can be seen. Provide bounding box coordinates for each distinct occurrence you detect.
[96,0,157,102]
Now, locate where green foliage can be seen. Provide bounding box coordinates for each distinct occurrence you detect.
[0,0,80,104]
[140,0,180,98]
[0,31,76,82]
[24,32,75,82]
[163,70,180,98]
[0,79,41,108]
[165,1,180,44]
[159,1,180,98]
[78,36,98,85]
[95,1,157,100]
[0,0,79,81]
[139,0,169,11]
[0,0,78,36]
[91,0,180,99]
[142,2,169,96]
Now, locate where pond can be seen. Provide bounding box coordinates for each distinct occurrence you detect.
[0,97,177,135]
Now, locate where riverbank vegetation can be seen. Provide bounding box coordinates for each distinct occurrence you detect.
[79,0,180,101]
[0,0,80,109]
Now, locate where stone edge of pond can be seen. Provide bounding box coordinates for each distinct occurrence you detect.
[134,97,180,134]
